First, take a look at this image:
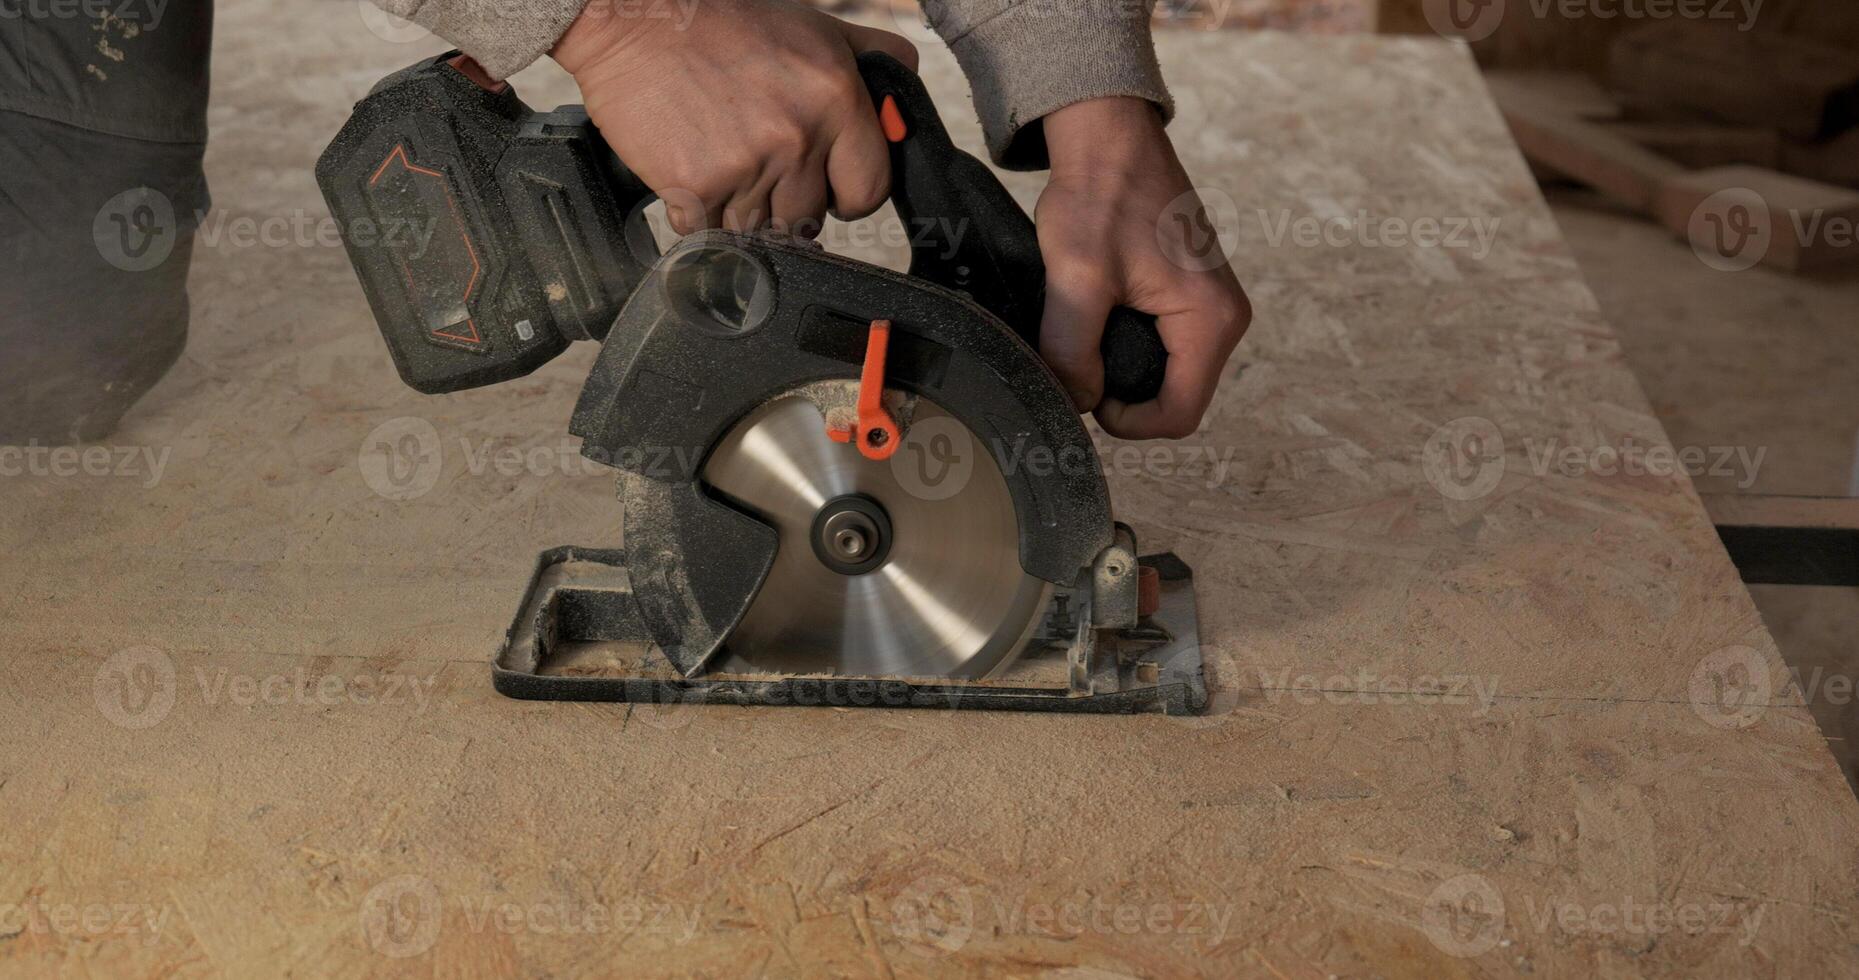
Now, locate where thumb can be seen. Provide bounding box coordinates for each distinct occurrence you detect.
[838,22,919,71]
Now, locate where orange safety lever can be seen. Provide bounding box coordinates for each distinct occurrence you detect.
[827,319,901,461]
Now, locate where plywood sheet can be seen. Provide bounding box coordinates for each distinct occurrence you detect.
[1,5,1855,975]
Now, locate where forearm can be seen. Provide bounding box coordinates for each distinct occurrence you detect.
[922,0,1173,169]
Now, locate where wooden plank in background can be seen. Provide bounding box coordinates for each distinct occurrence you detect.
[1489,78,1684,210]
[1784,129,1859,188]
[1705,495,1859,587]
[1608,20,1859,140]
[1605,121,1782,170]
[1655,165,1859,273]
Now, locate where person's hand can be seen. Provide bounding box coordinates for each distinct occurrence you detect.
[1035,97,1250,439]
[552,0,916,235]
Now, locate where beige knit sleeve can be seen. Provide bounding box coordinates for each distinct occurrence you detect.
[368,0,589,80]
[918,0,1173,169]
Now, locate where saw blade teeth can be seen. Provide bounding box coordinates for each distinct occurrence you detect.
[700,394,1050,679]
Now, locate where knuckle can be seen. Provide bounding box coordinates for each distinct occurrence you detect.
[826,68,867,107]
[885,36,919,68]
[835,167,889,218]
[1198,280,1252,332]
[1039,332,1100,370]
[1040,234,1113,281]
[1048,262,1113,299]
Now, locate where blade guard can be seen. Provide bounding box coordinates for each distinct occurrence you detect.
[570,233,1116,676]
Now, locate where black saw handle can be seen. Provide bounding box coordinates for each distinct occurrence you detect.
[856,52,1168,405]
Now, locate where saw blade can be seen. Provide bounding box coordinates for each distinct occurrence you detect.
[701,394,1051,679]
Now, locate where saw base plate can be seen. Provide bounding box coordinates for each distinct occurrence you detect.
[492,546,1208,715]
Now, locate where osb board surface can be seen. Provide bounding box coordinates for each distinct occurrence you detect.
[1,3,1856,975]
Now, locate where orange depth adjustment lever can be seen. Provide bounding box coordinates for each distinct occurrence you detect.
[827,319,901,461]
[879,95,908,143]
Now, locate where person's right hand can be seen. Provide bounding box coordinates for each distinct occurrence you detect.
[552,0,916,236]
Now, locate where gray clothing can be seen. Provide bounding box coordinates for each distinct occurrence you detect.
[372,0,1173,168]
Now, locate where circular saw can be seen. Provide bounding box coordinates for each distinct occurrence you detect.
[316,51,1206,713]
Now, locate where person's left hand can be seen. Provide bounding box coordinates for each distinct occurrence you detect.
[1035,97,1251,440]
